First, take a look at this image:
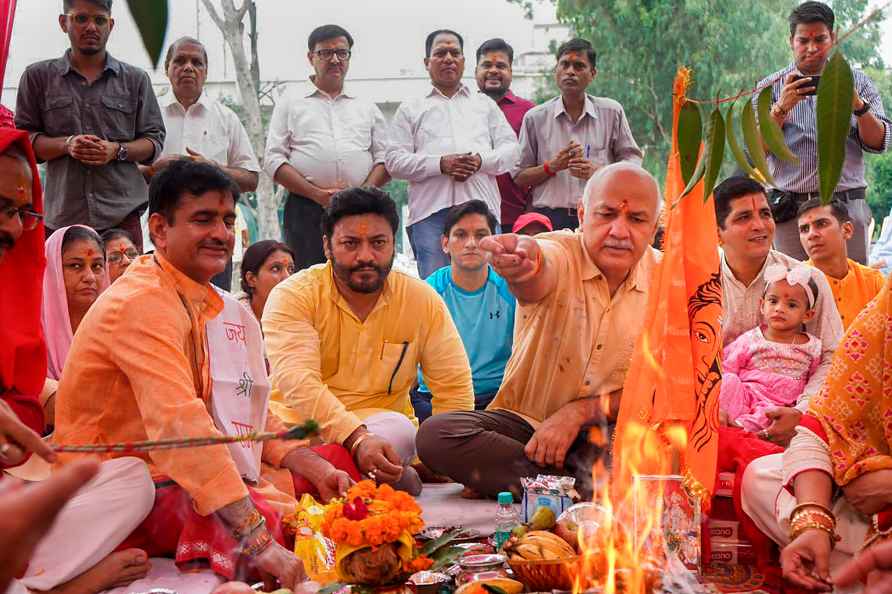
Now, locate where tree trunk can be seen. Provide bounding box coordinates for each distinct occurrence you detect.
[200,0,280,241]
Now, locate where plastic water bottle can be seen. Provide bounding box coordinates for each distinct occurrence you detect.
[493,491,519,550]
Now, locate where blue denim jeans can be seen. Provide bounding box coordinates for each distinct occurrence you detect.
[408,207,501,279]
[407,208,451,279]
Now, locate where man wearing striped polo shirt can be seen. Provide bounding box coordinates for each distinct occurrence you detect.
[758,1,890,264]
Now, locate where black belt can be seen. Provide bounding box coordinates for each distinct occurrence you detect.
[535,206,578,217]
[784,187,865,202]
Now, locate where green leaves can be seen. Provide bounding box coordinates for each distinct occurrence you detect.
[678,100,703,185]
[421,527,462,556]
[725,100,764,183]
[701,107,726,199]
[816,51,855,204]
[679,105,726,199]
[126,0,169,68]
[741,98,775,186]
[757,87,800,164]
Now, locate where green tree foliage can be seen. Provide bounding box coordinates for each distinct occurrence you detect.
[514,0,886,183]
[865,66,892,225]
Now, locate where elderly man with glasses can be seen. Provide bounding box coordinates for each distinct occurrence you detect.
[264,24,390,272]
[14,0,165,252]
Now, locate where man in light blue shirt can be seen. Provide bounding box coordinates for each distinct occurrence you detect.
[412,200,515,421]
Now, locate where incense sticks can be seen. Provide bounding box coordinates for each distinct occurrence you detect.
[52,420,319,454]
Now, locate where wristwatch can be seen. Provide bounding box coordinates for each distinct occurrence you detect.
[115,142,128,162]
[854,101,871,117]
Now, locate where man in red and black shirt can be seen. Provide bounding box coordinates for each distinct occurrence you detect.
[475,38,535,232]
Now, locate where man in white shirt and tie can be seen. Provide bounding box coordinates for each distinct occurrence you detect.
[265,24,390,272]
[386,29,519,279]
[146,36,261,289]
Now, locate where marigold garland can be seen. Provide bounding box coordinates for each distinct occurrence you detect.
[321,480,425,548]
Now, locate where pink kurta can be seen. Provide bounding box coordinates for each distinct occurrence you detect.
[720,327,821,432]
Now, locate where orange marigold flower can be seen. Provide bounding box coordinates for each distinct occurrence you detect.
[407,556,434,572]
[348,480,378,501]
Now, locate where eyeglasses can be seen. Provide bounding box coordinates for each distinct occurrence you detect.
[313,49,351,61]
[67,13,110,27]
[107,248,139,264]
[0,202,43,231]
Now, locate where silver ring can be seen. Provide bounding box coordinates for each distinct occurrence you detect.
[758,431,769,440]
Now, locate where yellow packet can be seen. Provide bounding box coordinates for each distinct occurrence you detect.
[290,494,338,583]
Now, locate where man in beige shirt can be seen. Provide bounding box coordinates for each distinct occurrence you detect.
[416,163,661,498]
[713,176,842,445]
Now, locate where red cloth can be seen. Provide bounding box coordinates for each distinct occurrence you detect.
[0,127,47,462]
[117,480,288,580]
[0,0,16,89]
[291,443,362,498]
[118,444,360,578]
[495,91,535,229]
[715,426,786,590]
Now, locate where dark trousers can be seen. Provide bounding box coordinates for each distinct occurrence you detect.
[47,207,145,252]
[411,388,497,423]
[533,206,579,231]
[283,193,327,272]
[416,409,609,499]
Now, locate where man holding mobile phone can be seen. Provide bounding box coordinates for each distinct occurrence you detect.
[756,1,889,264]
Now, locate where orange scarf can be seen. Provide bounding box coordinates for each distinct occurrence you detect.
[612,68,722,503]
[806,273,892,486]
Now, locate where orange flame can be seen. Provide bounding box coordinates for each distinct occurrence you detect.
[574,419,687,594]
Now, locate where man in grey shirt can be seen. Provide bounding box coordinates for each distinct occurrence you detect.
[759,1,890,264]
[514,38,642,231]
[15,0,165,250]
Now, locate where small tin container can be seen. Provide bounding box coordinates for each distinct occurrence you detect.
[456,554,509,586]
[408,570,452,594]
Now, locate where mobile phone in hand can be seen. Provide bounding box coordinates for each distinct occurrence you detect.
[793,74,820,96]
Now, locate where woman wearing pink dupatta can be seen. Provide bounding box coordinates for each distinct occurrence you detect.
[42,225,109,381]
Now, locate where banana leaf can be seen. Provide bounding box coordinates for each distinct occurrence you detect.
[816,51,855,204]
[678,100,703,185]
[127,0,169,68]
[757,86,799,164]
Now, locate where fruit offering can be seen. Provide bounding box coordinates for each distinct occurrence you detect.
[504,530,576,562]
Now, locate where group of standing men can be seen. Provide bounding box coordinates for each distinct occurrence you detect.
[13,0,645,281]
[4,0,892,593]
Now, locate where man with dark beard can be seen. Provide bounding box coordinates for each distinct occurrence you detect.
[262,187,474,495]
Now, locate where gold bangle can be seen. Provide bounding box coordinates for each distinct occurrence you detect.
[233,509,263,539]
[241,529,273,558]
[348,431,373,456]
[792,508,835,527]
[792,501,835,518]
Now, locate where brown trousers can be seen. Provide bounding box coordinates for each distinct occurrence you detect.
[416,409,610,500]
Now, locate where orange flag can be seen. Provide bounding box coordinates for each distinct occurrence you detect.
[611,68,723,505]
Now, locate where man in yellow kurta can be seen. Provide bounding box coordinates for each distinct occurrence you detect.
[263,187,474,495]
[416,163,661,498]
[798,198,884,329]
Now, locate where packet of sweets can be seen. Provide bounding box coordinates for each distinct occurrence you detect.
[289,494,337,582]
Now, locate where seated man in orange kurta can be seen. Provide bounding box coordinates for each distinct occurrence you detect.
[798,197,884,329]
[53,160,348,585]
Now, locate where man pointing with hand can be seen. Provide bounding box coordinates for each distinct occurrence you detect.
[417,162,661,498]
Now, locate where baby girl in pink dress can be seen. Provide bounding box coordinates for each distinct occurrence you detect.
[719,264,823,432]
